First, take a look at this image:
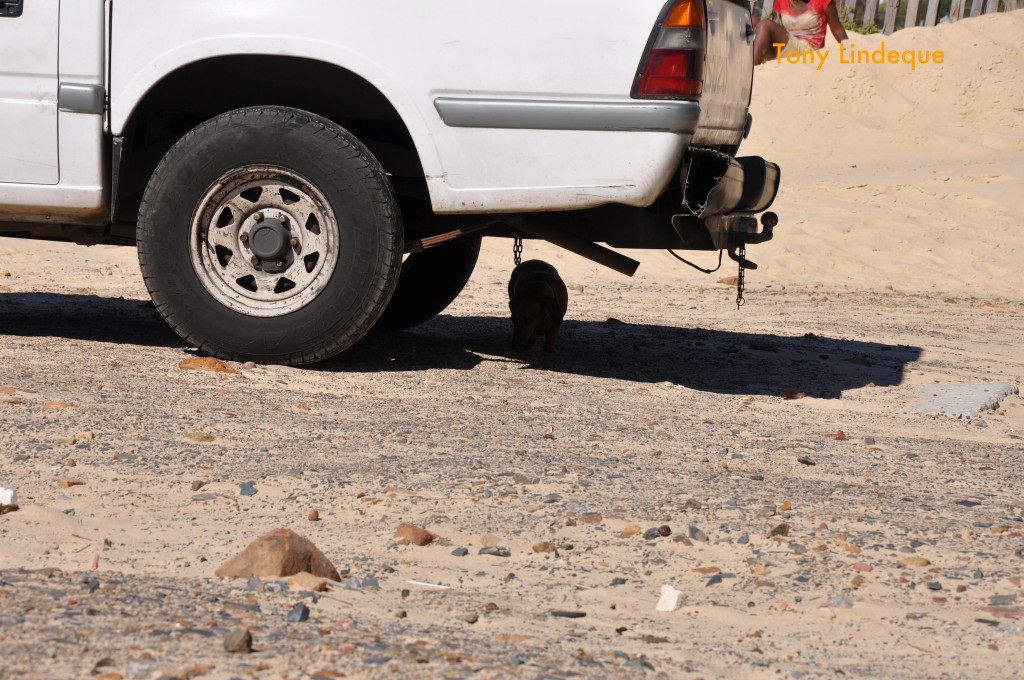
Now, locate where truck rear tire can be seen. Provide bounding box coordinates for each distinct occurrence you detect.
[137,106,402,365]
[373,237,481,332]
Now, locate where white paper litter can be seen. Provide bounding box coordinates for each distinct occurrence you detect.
[655,584,683,612]
[0,486,17,506]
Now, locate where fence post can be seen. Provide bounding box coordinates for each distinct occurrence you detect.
[970,0,984,14]
[841,0,856,22]
[864,0,880,26]
[984,0,999,12]
[924,0,940,24]
[904,0,922,27]
[948,0,962,21]
[883,0,902,33]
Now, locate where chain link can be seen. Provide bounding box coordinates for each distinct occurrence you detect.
[513,238,523,266]
[735,245,746,309]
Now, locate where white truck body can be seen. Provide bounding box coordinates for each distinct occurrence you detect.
[0,1,105,218]
[0,0,778,364]
[2,0,753,218]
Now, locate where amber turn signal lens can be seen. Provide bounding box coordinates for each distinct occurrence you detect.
[665,0,704,28]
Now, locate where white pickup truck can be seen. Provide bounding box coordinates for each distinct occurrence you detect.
[0,0,779,364]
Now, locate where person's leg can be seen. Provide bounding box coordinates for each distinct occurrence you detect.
[753,20,789,65]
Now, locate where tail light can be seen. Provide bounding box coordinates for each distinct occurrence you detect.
[633,0,705,98]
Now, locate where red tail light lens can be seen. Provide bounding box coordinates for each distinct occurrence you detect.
[634,0,705,98]
[638,49,703,97]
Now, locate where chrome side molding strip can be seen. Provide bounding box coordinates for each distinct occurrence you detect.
[434,97,700,133]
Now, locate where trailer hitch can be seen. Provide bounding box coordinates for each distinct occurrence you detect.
[726,211,777,269]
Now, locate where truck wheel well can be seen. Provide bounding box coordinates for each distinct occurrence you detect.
[115,55,427,228]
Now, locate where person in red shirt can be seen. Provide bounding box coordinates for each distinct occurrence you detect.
[753,0,849,65]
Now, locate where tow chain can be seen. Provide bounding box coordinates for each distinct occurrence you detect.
[735,244,746,309]
[513,237,523,266]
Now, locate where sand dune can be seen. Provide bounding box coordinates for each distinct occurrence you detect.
[482,10,1024,296]
[737,10,1024,294]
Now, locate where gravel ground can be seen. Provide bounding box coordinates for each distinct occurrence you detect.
[1,244,1023,679]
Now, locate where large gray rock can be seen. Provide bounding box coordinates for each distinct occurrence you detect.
[908,383,1019,419]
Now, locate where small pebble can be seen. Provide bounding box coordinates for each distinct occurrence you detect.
[689,526,709,542]
[479,546,511,557]
[239,481,257,497]
[308,509,320,522]
[901,557,931,567]
[395,523,435,546]
[798,455,817,466]
[287,602,310,622]
[551,610,586,618]
[768,523,790,538]
[223,627,252,653]
[451,548,469,557]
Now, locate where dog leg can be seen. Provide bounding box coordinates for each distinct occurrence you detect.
[543,322,561,353]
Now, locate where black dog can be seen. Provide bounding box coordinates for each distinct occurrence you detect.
[508,260,568,352]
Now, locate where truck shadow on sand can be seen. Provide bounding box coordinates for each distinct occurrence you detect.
[0,293,179,347]
[0,294,922,399]
[333,314,923,400]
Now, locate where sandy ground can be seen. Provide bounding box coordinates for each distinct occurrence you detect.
[2,10,1024,680]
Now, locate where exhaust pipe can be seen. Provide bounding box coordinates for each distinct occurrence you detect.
[512,218,640,277]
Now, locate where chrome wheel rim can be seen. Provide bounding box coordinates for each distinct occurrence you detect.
[189,166,339,318]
